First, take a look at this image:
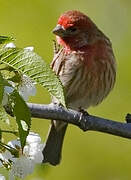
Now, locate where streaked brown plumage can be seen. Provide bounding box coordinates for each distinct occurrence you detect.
[43,10,116,165]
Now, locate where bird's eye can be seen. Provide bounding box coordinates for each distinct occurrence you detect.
[67,27,77,33]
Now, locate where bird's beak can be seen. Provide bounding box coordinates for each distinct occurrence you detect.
[52,25,65,36]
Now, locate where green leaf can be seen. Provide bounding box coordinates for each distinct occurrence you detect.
[0,36,14,44]
[0,47,66,106]
[0,73,4,103]
[0,129,2,142]
[12,90,31,149]
[0,105,9,124]
[0,74,10,125]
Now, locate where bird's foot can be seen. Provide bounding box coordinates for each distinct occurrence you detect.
[126,113,131,123]
[78,107,89,116]
[78,107,89,131]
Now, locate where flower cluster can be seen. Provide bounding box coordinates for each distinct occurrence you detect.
[0,174,5,180]
[0,132,44,179]
[18,74,36,101]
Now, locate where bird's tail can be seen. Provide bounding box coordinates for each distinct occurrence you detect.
[42,121,68,165]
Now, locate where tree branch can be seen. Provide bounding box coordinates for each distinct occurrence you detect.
[27,103,131,139]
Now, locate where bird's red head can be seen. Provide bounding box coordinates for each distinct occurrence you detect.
[53,10,98,50]
[57,10,94,30]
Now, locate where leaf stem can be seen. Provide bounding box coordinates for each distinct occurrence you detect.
[0,141,19,156]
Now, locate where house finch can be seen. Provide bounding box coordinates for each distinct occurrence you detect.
[43,10,116,165]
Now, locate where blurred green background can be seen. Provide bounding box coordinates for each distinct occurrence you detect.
[0,0,131,179]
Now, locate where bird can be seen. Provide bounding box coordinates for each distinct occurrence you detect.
[42,10,116,165]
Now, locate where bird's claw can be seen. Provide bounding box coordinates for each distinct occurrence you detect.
[79,107,89,116]
[126,113,131,123]
[78,107,89,131]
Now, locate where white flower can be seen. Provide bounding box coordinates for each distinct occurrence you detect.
[24,142,44,164]
[2,74,36,104]
[0,151,13,163]
[24,132,44,164]
[24,46,34,51]
[2,81,15,106]
[0,132,44,179]
[2,85,14,106]
[18,75,36,101]
[7,139,21,149]
[4,86,14,94]
[26,132,41,144]
[5,43,16,48]
[0,174,5,180]
[9,156,35,179]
